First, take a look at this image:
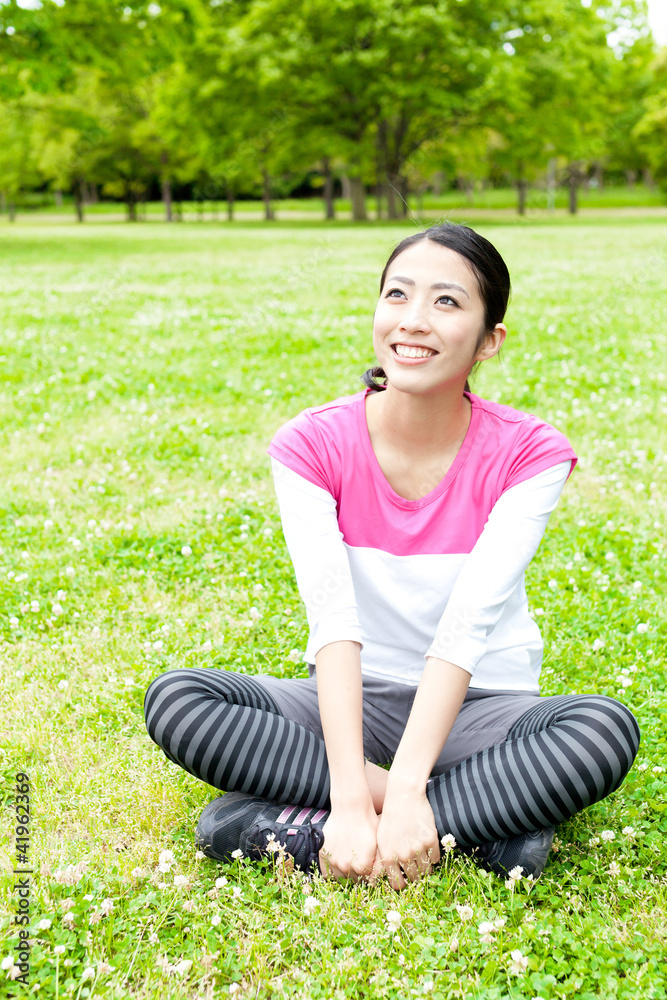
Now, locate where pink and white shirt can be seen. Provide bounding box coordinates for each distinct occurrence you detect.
[267,389,577,692]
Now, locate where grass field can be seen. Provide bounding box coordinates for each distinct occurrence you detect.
[0,215,666,999]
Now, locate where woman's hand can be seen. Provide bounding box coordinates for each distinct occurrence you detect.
[319,802,381,882]
[376,787,440,890]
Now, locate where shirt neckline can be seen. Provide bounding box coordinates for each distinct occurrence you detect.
[357,388,480,509]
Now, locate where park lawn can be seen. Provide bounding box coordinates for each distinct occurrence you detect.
[0,216,665,999]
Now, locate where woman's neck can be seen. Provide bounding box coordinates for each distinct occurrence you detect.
[368,383,472,459]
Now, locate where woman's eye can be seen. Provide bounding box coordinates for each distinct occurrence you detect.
[386,288,404,298]
[438,295,458,306]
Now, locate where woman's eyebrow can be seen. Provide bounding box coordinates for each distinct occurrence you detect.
[386,275,470,299]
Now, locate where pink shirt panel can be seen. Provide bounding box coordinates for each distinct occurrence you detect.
[267,389,577,557]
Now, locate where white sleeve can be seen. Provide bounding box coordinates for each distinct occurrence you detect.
[270,457,363,656]
[426,460,572,674]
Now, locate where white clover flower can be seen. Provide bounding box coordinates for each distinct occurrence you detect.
[195,850,205,860]
[509,949,529,975]
[131,868,144,878]
[637,762,648,772]
[159,849,175,865]
[287,649,302,663]
[455,904,474,921]
[81,967,95,982]
[249,607,261,620]
[619,677,633,688]
[592,638,605,652]
[215,877,228,889]
[181,545,192,557]
[652,766,665,774]
[449,937,459,953]
[508,866,524,881]
[493,917,507,929]
[230,849,243,860]
[231,887,243,899]
[99,899,114,916]
[98,962,115,974]
[148,932,159,944]
[229,982,240,994]
[7,966,23,981]
[478,921,495,943]
[636,623,649,634]
[600,830,615,842]
[62,912,75,924]
[158,862,172,874]
[607,861,621,876]
[173,874,189,887]
[173,959,193,976]
[54,945,66,956]
[441,833,457,853]
[37,919,52,931]
[386,910,402,933]
[622,826,636,837]
[1,956,14,971]
[182,900,195,913]
[304,896,320,916]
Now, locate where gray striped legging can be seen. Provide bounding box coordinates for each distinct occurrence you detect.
[144,667,640,847]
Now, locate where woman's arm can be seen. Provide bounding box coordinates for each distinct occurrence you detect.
[271,460,378,879]
[315,640,381,880]
[377,461,573,888]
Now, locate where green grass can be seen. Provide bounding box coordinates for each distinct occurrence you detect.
[0,217,665,999]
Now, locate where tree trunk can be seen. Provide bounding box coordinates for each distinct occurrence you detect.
[8,201,16,222]
[54,189,63,207]
[322,157,335,220]
[341,174,352,201]
[89,182,98,204]
[74,181,85,223]
[642,168,656,190]
[546,157,556,211]
[386,174,399,219]
[262,167,274,220]
[431,170,445,196]
[625,169,637,188]
[568,173,578,215]
[162,176,173,222]
[126,195,137,222]
[226,185,235,222]
[516,178,528,216]
[349,175,367,221]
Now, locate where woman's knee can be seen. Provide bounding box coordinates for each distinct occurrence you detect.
[143,668,197,741]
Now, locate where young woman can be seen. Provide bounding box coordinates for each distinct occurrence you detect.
[144,223,640,890]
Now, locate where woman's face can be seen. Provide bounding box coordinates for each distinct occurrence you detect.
[372,240,505,397]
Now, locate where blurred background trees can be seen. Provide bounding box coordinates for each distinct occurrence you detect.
[0,0,665,220]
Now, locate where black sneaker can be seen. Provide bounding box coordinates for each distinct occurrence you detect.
[471,826,555,879]
[195,791,328,873]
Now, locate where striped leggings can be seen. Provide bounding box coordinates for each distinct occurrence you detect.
[144,667,640,847]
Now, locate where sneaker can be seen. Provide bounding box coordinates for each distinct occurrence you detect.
[471,826,555,879]
[195,791,328,873]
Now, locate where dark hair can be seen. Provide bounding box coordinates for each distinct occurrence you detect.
[362,221,511,393]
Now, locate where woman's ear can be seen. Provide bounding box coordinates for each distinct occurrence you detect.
[475,324,506,362]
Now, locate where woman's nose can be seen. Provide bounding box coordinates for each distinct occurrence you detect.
[399,300,431,332]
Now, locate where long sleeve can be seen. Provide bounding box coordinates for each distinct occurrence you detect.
[270,457,363,656]
[426,460,572,674]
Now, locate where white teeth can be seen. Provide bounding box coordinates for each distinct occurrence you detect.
[394,344,436,359]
